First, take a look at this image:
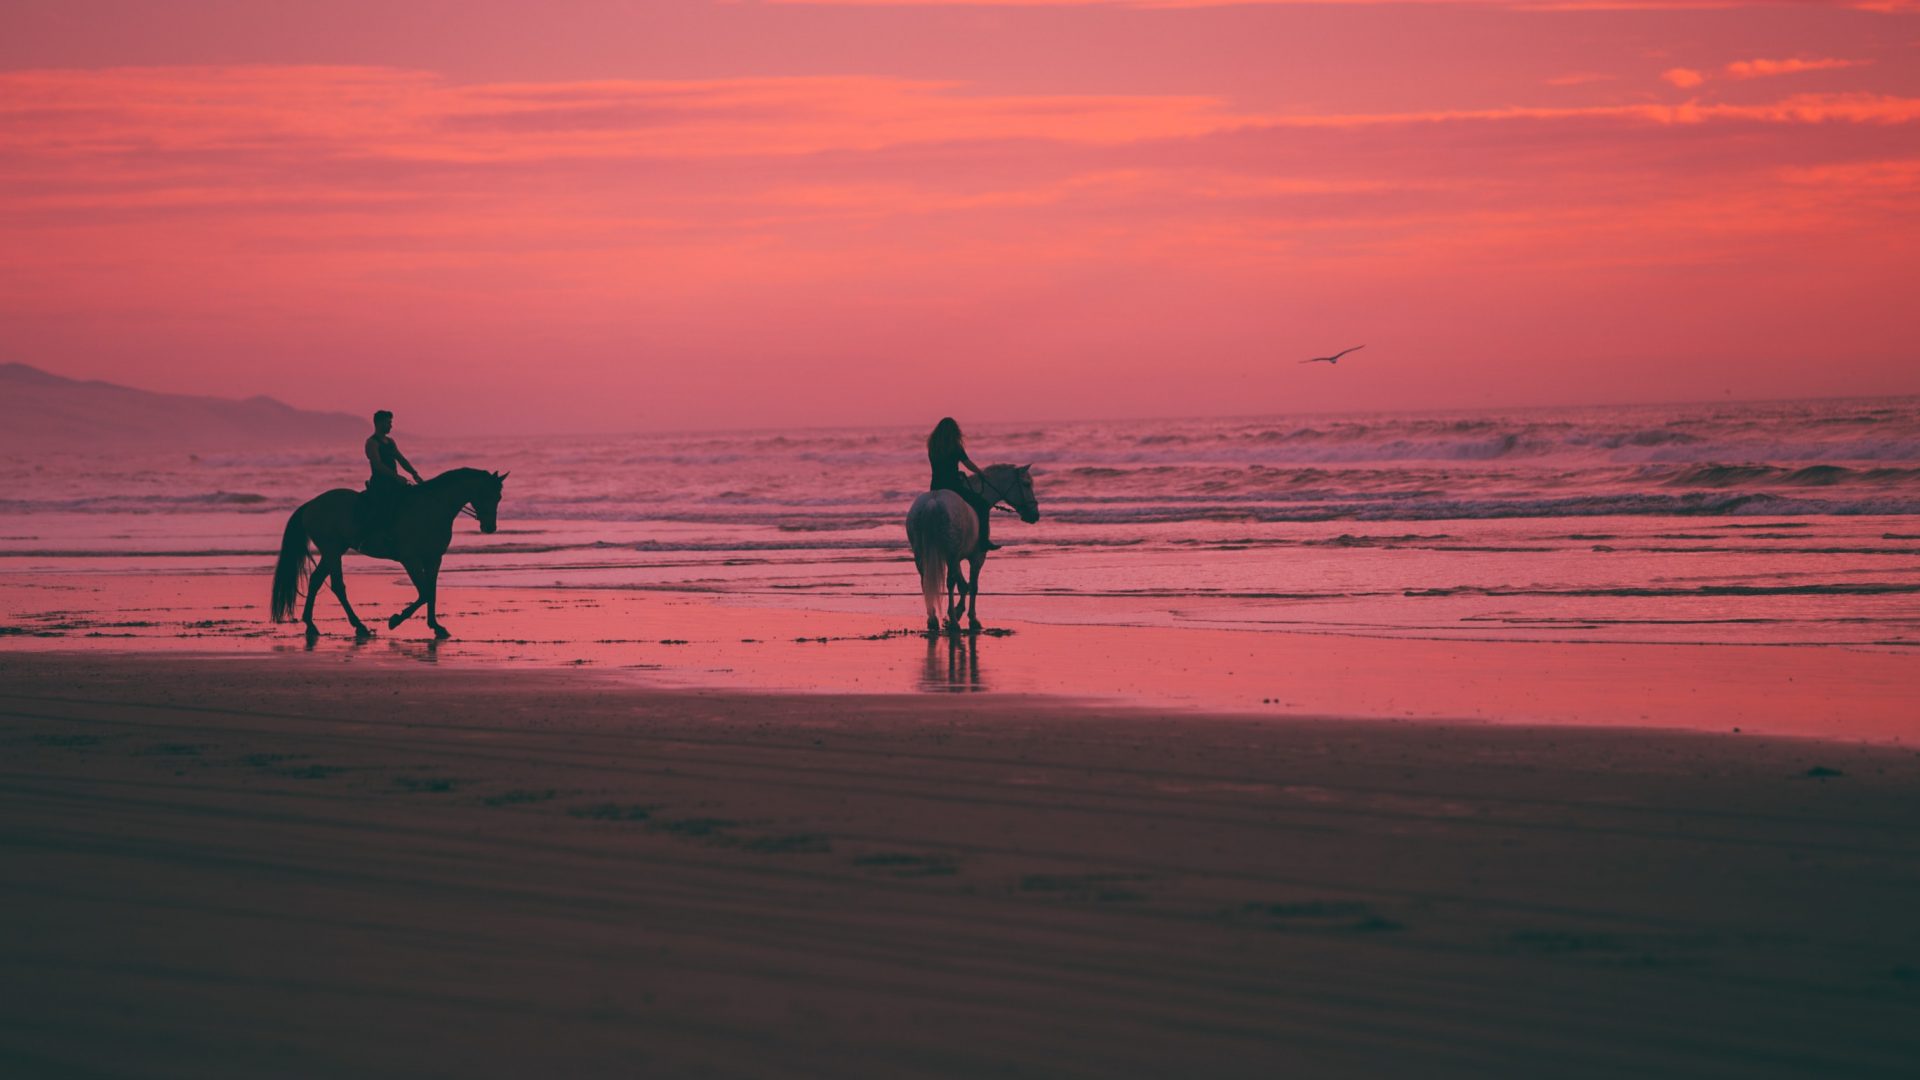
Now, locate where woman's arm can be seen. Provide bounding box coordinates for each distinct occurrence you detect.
[959,450,982,475]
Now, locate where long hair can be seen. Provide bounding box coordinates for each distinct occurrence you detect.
[927,417,964,458]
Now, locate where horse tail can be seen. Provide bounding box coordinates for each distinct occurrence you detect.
[918,542,947,621]
[906,493,951,628]
[270,507,312,622]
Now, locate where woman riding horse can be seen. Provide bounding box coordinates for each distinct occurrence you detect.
[927,417,999,553]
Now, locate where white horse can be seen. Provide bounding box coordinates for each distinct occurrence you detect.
[905,463,1039,633]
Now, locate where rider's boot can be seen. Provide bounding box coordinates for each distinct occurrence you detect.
[978,513,1000,552]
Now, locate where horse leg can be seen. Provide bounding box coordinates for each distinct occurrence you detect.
[325,556,372,638]
[966,554,985,631]
[916,552,942,634]
[423,555,450,639]
[301,556,328,636]
[945,557,965,632]
[388,561,429,630]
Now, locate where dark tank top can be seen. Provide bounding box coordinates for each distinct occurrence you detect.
[367,434,401,485]
[929,446,964,491]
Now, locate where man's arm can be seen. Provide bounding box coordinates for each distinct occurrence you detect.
[392,445,423,481]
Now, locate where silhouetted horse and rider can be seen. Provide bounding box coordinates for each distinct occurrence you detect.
[271,410,505,639]
[271,410,1037,639]
[908,417,1040,634]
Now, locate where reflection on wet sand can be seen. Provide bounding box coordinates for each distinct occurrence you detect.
[384,637,441,664]
[281,632,438,663]
[920,632,984,693]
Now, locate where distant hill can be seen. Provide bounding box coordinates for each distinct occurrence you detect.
[0,363,366,453]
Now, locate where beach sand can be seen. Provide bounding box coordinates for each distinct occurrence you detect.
[5,651,1918,1077]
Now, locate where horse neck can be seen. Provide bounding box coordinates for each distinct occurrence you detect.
[419,469,481,520]
[972,465,1017,500]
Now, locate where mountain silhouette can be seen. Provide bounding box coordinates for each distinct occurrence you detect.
[0,363,366,452]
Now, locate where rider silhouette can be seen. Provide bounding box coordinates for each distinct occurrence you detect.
[364,410,422,536]
[928,417,999,553]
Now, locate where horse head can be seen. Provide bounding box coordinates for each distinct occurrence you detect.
[984,463,1040,524]
[468,469,507,534]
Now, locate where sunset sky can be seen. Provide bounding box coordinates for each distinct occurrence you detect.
[4,0,1916,433]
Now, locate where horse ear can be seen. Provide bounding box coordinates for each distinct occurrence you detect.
[1019,463,1032,474]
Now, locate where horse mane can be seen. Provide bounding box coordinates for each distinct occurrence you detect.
[421,467,494,491]
[964,463,1027,500]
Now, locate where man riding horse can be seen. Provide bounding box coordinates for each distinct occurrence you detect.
[270,410,504,640]
[362,410,423,551]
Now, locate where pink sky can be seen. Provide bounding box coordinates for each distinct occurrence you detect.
[3,0,1916,432]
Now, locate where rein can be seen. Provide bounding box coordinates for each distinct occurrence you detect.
[970,469,1023,516]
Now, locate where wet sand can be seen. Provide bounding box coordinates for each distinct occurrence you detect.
[5,571,1918,741]
[4,651,1919,1077]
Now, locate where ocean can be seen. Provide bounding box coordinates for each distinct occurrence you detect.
[3,396,1918,649]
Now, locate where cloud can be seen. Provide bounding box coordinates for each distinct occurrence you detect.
[1658,55,1871,90]
[3,67,1916,313]
[4,60,1915,427]
[0,68,1254,167]
[1725,57,1870,79]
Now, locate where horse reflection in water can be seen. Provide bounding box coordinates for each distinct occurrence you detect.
[920,632,985,693]
[288,630,441,664]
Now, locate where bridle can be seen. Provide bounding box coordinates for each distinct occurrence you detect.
[447,474,500,523]
[971,468,1029,518]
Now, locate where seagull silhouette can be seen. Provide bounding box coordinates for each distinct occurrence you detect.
[1301,345,1364,365]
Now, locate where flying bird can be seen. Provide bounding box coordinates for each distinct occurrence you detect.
[1301,345,1364,365]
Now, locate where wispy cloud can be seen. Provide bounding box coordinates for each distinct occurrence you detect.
[6,66,1912,192]
[3,63,1915,424]
[1657,55,1872,90]
[1725,57,1871,79]
[0,68,1254,166]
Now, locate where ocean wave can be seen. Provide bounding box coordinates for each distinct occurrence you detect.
[1041,492,1920,524]
[0,491,277,513]
[1655,463,1920,489]
[1408,582,1920,599]
[1622,438,1920,465]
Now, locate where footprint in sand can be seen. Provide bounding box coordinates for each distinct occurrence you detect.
[1019,873,1153,903]
[1235,900,1403,933]
[853,853,960,878]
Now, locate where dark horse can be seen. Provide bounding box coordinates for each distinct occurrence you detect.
[270,468,506,639]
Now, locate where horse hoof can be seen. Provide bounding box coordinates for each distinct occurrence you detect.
[387,614,405,630]
[303,624,320,639]
[926,618,941,634]
[354,625,374,641]
[433,626,452,640]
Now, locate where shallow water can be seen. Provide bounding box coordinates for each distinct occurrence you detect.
[3,397,1917,648]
